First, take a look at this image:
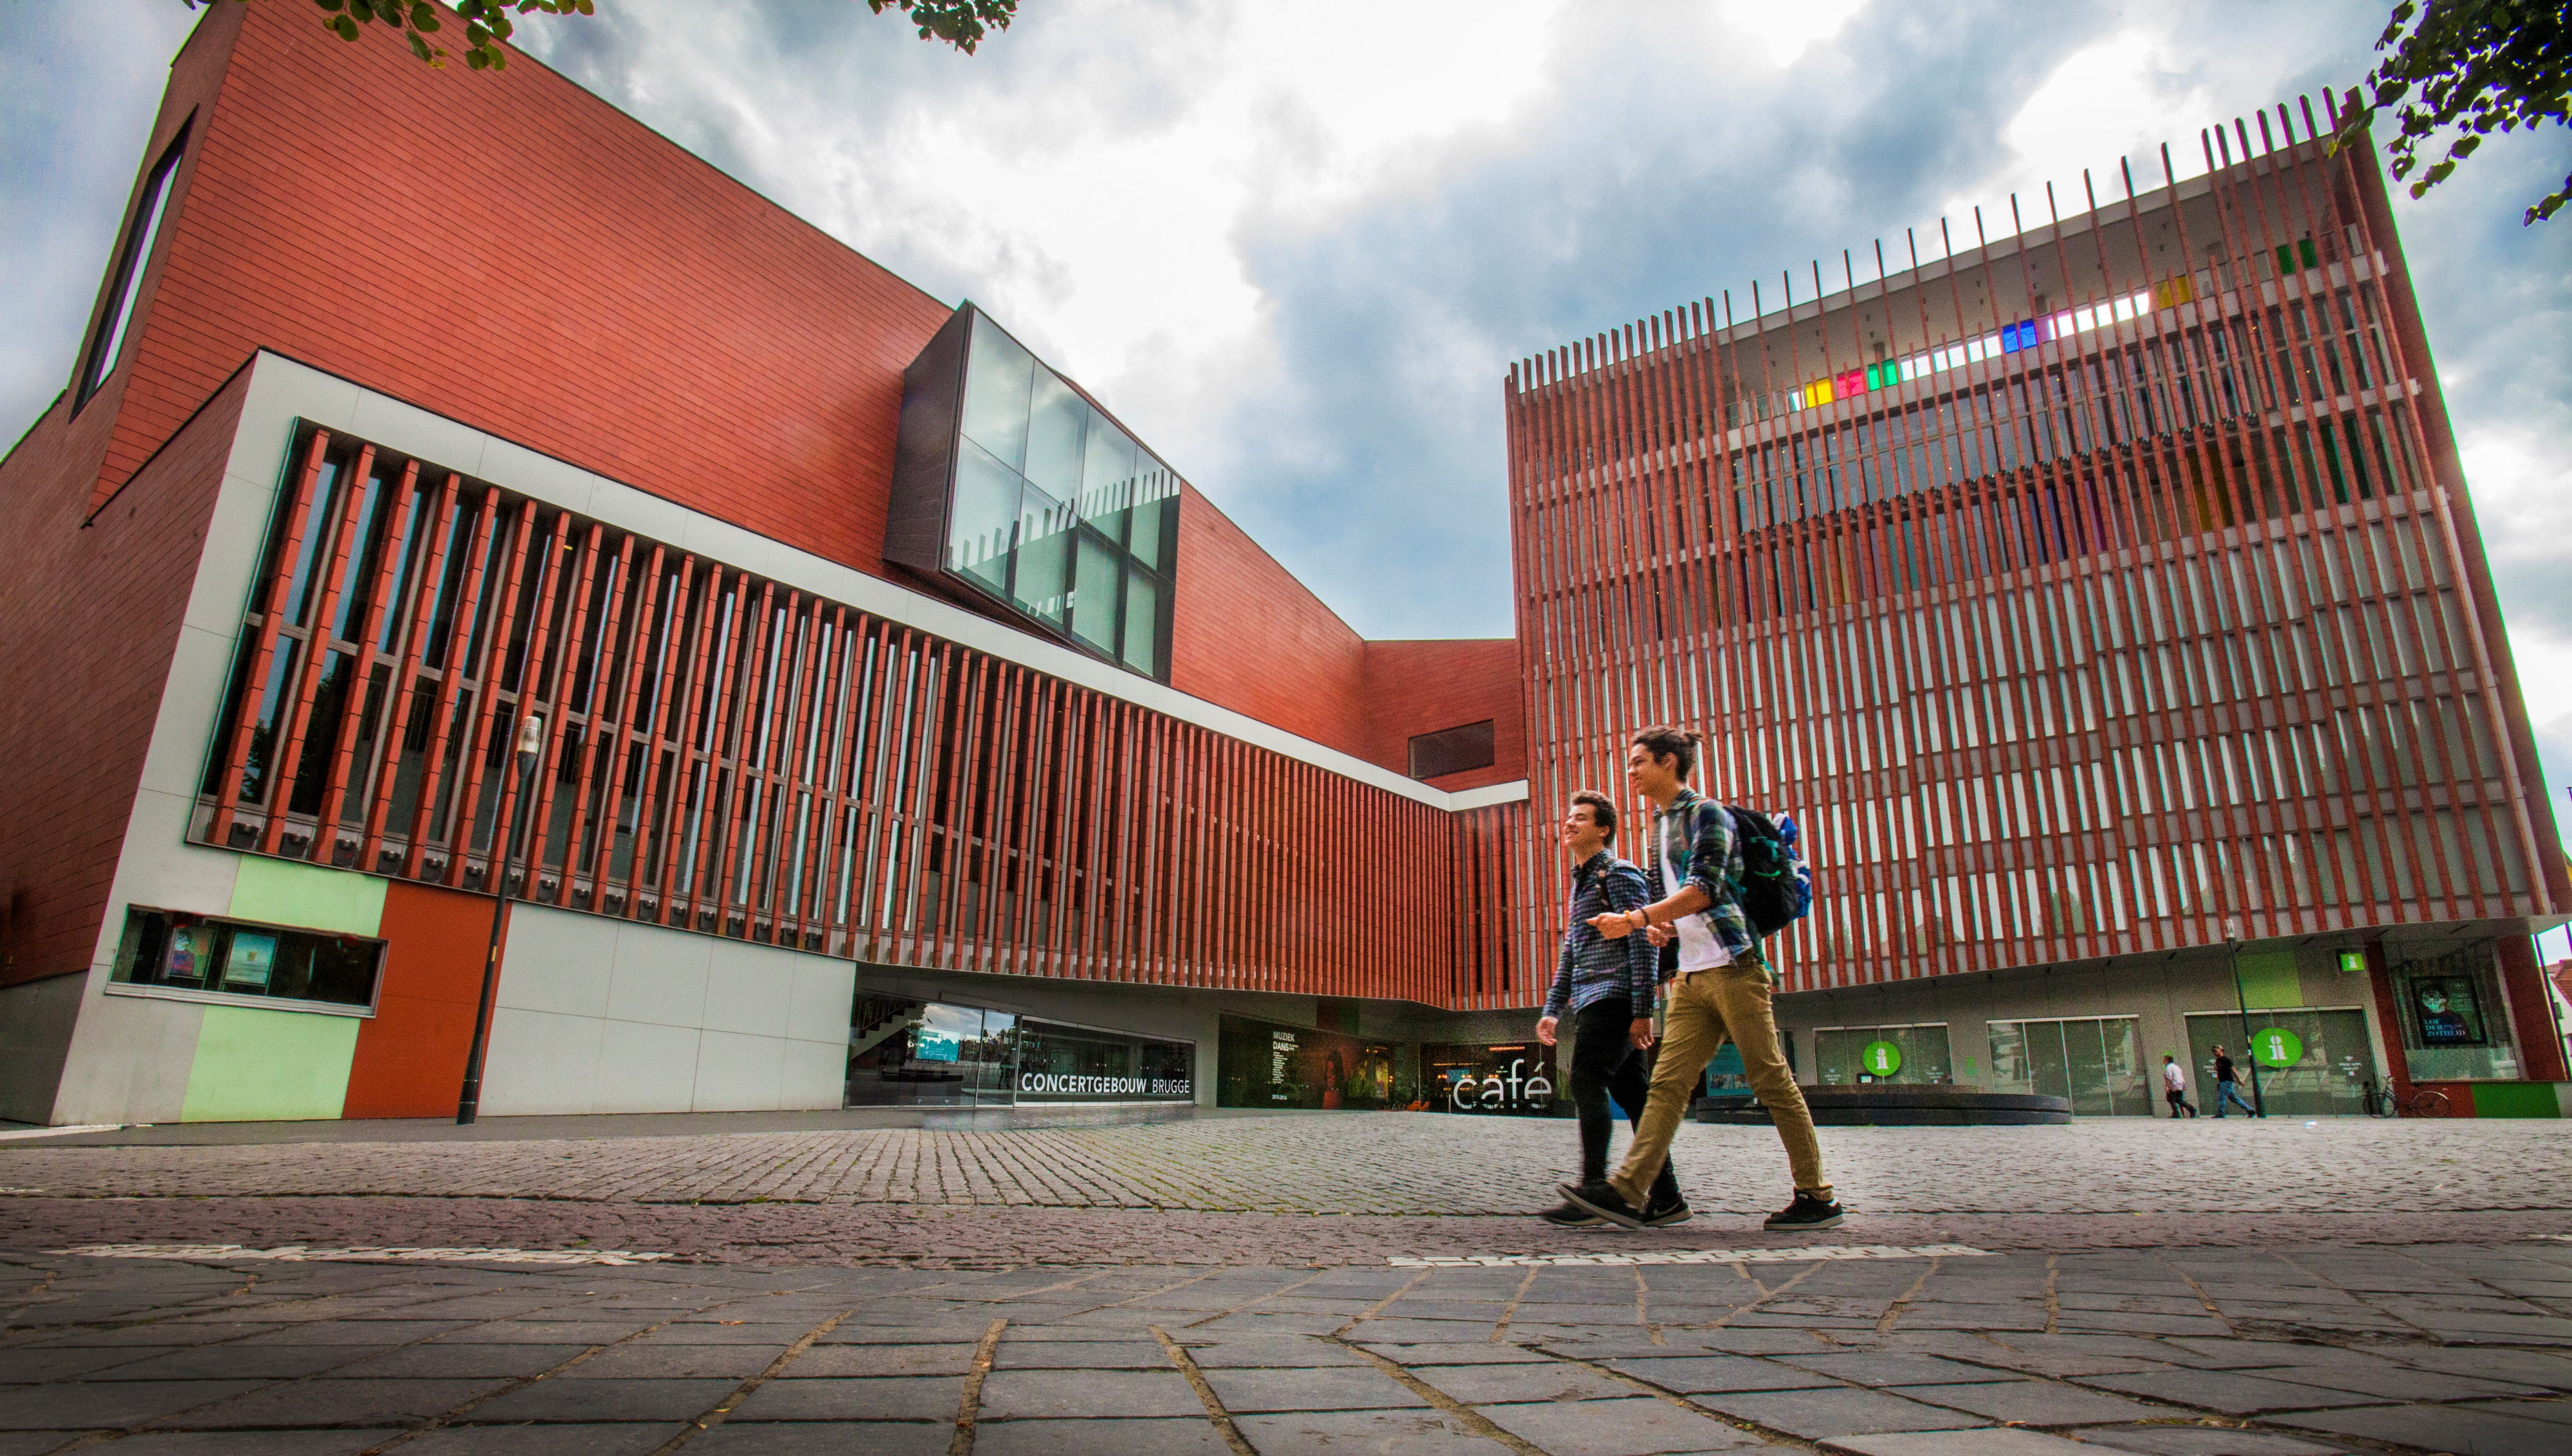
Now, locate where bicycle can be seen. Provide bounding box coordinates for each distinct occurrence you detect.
[2361,1081,2449,1118]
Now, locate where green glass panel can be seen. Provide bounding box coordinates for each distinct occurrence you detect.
[946,440,1022,597]
[961,312,1034,471]
[1120,568,1159,676]
[1069,534,1119,653]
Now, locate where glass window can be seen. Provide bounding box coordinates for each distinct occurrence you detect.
[960,312,1034,471]
[1080,411,1139,524]
[1218,1016,1408,1109]
[2184,1007,2380,1115]
[2389,945,2519,1081]
[844,996,1017,1106]
[1987,1016,2150,1115]
[1012,487,1074,626]
[1022,371,1087,503]
[1069,534,1120,652]
[1120,568,1159,676]
[77,131,186,410]
[1815,1024,1953,1085]
[110,906,381,1011]
[947,440,1021,596]
[1017,1019,1194,1101]
[1128,480,1173,571]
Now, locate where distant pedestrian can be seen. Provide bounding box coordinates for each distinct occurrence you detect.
[2162,1056,2196,1119]
[1534,792,1685,1228]
[1562,726,1842,1232]
[2209,1045,2260,1118]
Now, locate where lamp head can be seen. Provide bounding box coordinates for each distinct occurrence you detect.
[2220,915,2243,946]
[515,714,546,758]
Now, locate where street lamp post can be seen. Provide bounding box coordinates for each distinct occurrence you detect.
[2222,915,2265,1119]
[457,713,545,1126]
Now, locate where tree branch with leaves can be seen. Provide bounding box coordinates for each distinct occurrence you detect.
[184,0,1018,71]
[2330,0,2571,225]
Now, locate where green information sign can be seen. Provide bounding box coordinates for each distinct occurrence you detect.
[1860,1040,1903,1078]
[2336,949,2367,975]
[2250,1027,2304,1068]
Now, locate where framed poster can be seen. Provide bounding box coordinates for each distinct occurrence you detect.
[161,924,215,984]
[2411,975,2483,1047]
[222,931,277,991]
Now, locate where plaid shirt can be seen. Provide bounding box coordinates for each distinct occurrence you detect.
[1651,787,1758,968]
[1542,850,1656,1019]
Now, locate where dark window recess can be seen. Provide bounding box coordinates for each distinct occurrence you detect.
[110,907,383,1011]
[75,125,188,412]
[1408,719,1496,779]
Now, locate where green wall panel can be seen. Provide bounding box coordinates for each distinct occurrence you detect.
[229,858,385,937]
[2468,1082,2564,1119]
[180,1005,358,1122]
[2234,951,2302,1010]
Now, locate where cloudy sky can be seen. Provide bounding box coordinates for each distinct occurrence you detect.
[4,2,2567,885]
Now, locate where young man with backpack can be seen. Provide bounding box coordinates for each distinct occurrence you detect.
[1535,791,1687,1228]
[1564,726,1843,1232]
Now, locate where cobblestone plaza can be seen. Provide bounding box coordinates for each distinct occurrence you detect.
[8,1113,2572,1452]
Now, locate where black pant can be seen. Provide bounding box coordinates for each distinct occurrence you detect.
[2166,1088,2196,1118]
[1568,999,1681,1205]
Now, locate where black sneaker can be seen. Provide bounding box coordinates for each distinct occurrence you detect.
[1764,1193,1844,1230]
[1642,1196,1692,1228]
[1540,1200,1604,1227]
[1561,1181,1645,1231]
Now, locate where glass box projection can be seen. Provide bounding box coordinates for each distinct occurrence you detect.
[887,304,1180,679]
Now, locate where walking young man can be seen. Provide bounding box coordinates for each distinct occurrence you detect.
[2162,1055,2198,1119]
[1562,726,1843,1232]
[2209,1045,2261,1118]
[1535,792,1687,1228]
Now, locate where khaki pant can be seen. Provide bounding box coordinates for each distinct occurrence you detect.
[1609,949,1831,1206]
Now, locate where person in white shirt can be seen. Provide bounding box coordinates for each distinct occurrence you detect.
[2161,1055,2198,1119]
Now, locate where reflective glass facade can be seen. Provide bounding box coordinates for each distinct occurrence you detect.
[894,306,1179,679]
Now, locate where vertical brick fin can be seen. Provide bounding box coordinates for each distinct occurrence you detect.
[208,428,331,849]
[256,442,374,859]
[314,458,421,852]
[402,489,500,879]
[359,472,462,873]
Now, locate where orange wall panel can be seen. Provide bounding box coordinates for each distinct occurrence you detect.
[343,880,492,1119]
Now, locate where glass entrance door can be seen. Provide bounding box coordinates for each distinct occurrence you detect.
[2184,1008,2377,1117]
[1987,1016,2149,1115]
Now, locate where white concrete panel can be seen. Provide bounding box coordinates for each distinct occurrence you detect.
[477,438,598,519]
[590,1019,704,1114]
[137,624,238,799]
[497,904,614,1018]
[778,1036,848,1111]
[786,957,857,1046]
[676,515,778,580]
[604,921,712,1029]
[185,476,281,636]
[476,1007,603,1116]
[238,355,361,442]
[692,1030,786,1112]
[349,388,493,481]
[589,476,694,551]
[48,992,205,1126]
[702,940,793,1039]
[106,788,243,921]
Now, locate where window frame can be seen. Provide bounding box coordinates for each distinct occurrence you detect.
[104,903,386,1018]
[74,122,190,414]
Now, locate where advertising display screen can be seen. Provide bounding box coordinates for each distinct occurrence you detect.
[1214,1016,1404,1109]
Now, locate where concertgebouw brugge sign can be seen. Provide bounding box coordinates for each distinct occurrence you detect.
[1017,1072,1193,1099]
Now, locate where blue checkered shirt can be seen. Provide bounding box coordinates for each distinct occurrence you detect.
[1542,851,1657,1020]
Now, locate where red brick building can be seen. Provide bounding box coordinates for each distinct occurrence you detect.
[1505,107,2570,1115]
[0,4,1533,1126]
[3,6,2562,1126]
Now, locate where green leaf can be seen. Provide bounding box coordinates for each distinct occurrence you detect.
[407,30,431,61]
[328,13,359,40]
